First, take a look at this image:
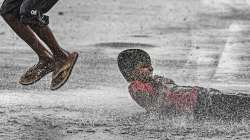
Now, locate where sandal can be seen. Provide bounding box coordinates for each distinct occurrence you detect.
[19,60,55,85]
[50,52,78,90]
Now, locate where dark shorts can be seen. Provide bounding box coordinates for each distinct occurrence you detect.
[193,87,212,119]
[0,0,58,18]
[194,88,250,120]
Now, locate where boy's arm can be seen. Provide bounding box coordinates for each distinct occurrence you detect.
[154,75,175,85]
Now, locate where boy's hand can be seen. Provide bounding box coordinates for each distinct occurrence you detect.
[154,75,175,85]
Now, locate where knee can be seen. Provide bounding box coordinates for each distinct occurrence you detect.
[0,6,20,22]
[0,5,19,21]
[0,13,16,22]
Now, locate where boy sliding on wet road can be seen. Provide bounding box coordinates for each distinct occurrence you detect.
[118,49,250,120]
[0,0,78,90]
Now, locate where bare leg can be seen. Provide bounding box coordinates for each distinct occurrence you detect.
[30,25,70,64]
[29,24,79,90]
[1,14,53,63]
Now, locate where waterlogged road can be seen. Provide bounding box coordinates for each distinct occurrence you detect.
[0,0,250,139]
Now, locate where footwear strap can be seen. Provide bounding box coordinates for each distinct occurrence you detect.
[52,63,71,79]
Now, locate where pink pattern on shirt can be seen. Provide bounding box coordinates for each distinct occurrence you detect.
[164,87,198,112]
[129,80,154,95]
[128,80,198,112]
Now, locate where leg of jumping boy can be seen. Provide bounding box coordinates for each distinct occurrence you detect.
[24,0,79,90]
[30,25,69,60]
[1,0,78,90]
[29,25,78,90]
[1,14,55,85]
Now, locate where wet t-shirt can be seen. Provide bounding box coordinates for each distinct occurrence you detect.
[128,75,198,113]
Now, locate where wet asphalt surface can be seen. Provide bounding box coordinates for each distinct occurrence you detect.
[1,0,250,139]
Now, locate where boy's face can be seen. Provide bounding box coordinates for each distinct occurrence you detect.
[131,63,153,82]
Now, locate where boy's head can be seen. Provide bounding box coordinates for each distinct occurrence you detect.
[118,49,153,82]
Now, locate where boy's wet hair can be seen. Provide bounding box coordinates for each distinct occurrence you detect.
[117,49,151,82]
